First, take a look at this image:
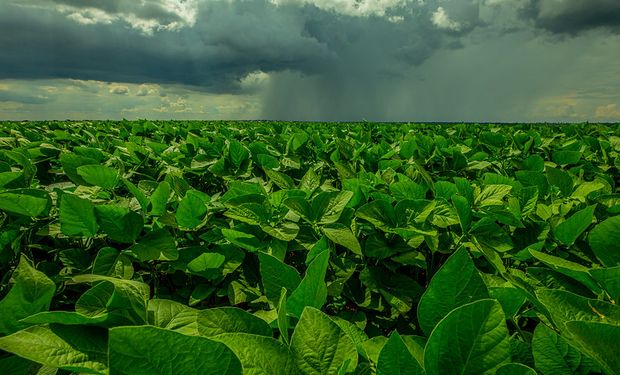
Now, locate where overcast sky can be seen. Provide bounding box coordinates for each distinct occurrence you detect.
[1,0,619,122]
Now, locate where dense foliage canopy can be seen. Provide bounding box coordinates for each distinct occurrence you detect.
[0,121,619,374]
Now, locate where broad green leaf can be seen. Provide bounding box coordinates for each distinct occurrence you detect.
[475,184,512,207]
[554,205,595,246]
[59,193,98,237]
[390,180,427,200]
[109,326,241,375]
[284,196,314,222]
[261,222,300,241]
[291,307,357,375]
[0,325,108,374]
[300,168,321,194]
[315,190,353,224]
[0,255,56,335]
[565,321,620,375]
[147,299,199,336]
[452,195,472,232]
[122,178,149,212]
[72,275,150,325]
[553,150,581,165]
[588,215,620,267]
[229,139,250,169]
[259,252,302,305]
[590,266,620,303]
[94,205,143,243]
[0,190,50,217]
[60,153,99,186]
[197,307,273,337]
[20,311,110,326]
[536,289,620,329]
[376,331,424,375]
[222,228,263,252]
[187,253,226,272]
[76,165,119,189]
[489,287,527,319]
[322,223,362,255]
[129,229,178,261]
[288,250,330,318]
[532,323,596,375]
[547,168,573,197]
[424,299,510,375]
[0,355,36,375]
[529,250,601,293]
[495,363,538,375]
[92,247,134,279]
[356,200,396,229]
[278,288,290,344]
[417,248,489,336]
[176,189,209,229]
[149,181,170,216]
[212,333,298,375]
[265,169,295,189]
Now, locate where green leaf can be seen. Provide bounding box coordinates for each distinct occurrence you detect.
[187,253,226,272]
[229,139,250,169]
[417,248,489,336]
[149,181,170,216]
[0,325,108,374]
[495,363,538,375]
[147,299,199,336]
[129,229,178,261]
[60,153,99,186]
[211,333,298,375]
[588,215,620,267]
[300,168,321,194]
[92,247,134,279]
[390,180,427,200]
[261,222,300,241]
[76,165,119,189]
[222,228,263,252]
[590,266,620,303]
[176,189,209,229]
[259,252,302,305]
[72,275,150,325]
[109,326,241,375]
[94,205,143,243]
[565,321,620,375]
[278,288,290,344]
[554,205,596,246]
[547,168,573,197]
[322,223,362,255]
[291,307,358,375]
[288,250,330,318]
[19,311,110,326]
[553,150,582,165]
[314,190,354,224]
[452,195,472,232]
[196,307,273,337]
[376,331,424,375]
[265,169,295,190]
[475,184,512,207]
[0,190,51,217]
[0,255,56,335]
[59,193,98,237]
[424,299,510,375]
[532,323,596,375]
[529,250,601,293]
[536,289,620,329]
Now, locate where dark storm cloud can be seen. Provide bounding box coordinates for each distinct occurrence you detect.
[0,0,470,94]
[524,0,620,34]
[0,1,334,92]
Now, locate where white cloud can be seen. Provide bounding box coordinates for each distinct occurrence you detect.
[595,103,620,119]
[269,0,410,18]
[431,6,461,31]
[109,85,130,95]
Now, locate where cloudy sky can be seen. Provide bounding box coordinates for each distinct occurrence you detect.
[1,0,619,122]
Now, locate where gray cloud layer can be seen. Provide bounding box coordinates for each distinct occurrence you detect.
[1,0,619,121]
